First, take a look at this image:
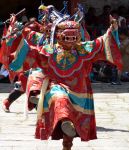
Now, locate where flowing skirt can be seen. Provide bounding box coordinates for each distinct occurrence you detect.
[35,84,97,141]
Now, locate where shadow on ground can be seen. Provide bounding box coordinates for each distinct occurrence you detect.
[97,126,129,133]
[0,82,129,93]
[92,82,129,93]
[0,83,13,93]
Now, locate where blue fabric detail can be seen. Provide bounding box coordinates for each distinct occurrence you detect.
[81,41,95,54]
[80,25,85,41]
[112,30,120,47]
[38,13,44,23]
[69,93,94,110]
[35,67,43,72]
[44,85,94,110]
[44,85,68,108]
[9,39,29,71]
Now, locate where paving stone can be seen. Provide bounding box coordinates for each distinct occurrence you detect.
[0,147,13,150]
[0,83,129,150]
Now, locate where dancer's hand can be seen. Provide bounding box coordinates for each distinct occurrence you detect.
[110,15,118,30]
[10,14,16,24]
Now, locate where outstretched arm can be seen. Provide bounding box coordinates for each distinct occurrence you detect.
[101,15,122,70]
[78,15,122,72]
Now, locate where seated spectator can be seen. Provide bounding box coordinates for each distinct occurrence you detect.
[91,60,121,84]
[0,64,10,83]
[119,27,129,82]
[91,61,112,83]
[98,61,113,83]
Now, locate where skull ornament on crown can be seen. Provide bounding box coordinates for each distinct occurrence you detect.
[56,21,81,49]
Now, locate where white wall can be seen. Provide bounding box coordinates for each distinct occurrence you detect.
[80,0,129,15]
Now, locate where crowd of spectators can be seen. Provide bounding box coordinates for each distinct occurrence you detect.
[85,5,128,39]
[0,4,129,84]
[85,5,129,84]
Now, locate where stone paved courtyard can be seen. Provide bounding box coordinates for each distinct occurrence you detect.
[0,83,129,150]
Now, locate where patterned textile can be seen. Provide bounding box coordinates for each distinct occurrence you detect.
[2,21,122,141]
[103,29,122,70]
[34,28,122,141]
[36,96,96,141]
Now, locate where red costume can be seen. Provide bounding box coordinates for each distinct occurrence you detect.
[6,21,121,150]
[0,7,122,150]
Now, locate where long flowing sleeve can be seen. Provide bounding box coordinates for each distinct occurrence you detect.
[75,27,122,78]
[101,28,123,70]
[80,28,123,71]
